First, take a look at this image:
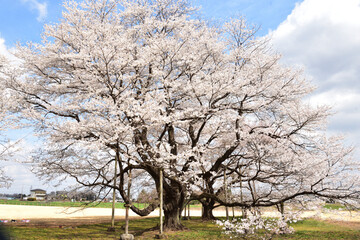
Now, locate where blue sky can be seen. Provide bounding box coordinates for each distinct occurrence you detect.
[1,0,360,194]
[196,0,299,35]
[0,0,299,45]
[0,0,59,44]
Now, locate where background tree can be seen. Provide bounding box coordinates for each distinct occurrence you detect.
[1,0,359,232]
[136,188,157,204]
[68,190,97,201]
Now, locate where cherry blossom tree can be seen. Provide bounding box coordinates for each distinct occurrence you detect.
[0,62,13,188]
[1,0,359,231]
[190,17,359,221]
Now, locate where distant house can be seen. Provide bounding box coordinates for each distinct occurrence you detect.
[30,189,47,200]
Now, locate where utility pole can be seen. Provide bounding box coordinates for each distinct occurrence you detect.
[21,185,24,201]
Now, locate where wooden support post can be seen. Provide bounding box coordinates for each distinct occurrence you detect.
[201,180,205,217]
[155,169,165,238]
[280,201,285,220]
[125,169,131,234]
[111,157,118,228]
[188,201,190,219]
[108,155,118,232]
[159,169,163,234]
[120,161,134,240]
[224,169,229,220]
[239,167,246,218]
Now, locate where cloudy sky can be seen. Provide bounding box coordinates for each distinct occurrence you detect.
[0,0,359,194]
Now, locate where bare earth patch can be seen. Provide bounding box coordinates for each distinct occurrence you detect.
[6,216,141,228]
[325,220,360,230]
[1,204,359,228]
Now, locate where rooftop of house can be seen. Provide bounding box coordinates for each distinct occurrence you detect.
[30,189,46,192]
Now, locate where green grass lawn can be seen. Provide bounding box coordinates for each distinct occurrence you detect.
[3,217,360,240]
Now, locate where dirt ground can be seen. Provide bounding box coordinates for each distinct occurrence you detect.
[1,204,360,228]
[0,204,155,219]
[325,220,360,230]
[4,216,142,228]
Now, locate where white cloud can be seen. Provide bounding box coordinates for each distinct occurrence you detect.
[0,37,11,59]
[270,0,360,148]
[0,36,23,65]
[21,0,48,22]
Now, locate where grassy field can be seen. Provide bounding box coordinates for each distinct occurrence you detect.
[3,217,360,240]
[4,199,343,211]
[0,199,203,210]
[0,199,149,209]
[323,203,349,210]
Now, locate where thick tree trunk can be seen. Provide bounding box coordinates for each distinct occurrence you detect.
[163,205,183,230]
[201,198,216,220]
[162,181,185,230]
